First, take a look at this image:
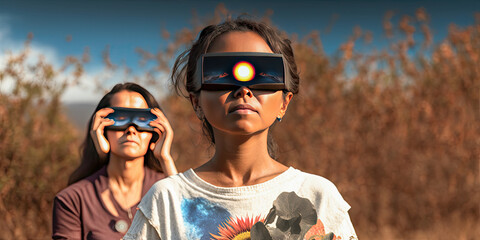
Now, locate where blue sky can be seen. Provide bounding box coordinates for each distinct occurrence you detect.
[0,0,478,102]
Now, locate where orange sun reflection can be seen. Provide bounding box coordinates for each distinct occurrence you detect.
[233,61,255,82]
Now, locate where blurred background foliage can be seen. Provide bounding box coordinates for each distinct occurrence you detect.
[0,5,479,239]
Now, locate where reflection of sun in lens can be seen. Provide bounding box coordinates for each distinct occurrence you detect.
[233,61,255,82]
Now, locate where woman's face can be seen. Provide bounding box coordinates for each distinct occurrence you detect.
[194,31,293,136]
[106,90,153,160]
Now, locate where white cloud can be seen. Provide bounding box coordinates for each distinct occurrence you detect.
[0,14,172,104]
[0,15,103,103]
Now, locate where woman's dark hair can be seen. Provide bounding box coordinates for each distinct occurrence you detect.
[171,18,300,159]
[68,82,163,185]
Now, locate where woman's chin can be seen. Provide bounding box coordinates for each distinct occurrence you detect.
[223,125,268,136]
[111,151,147,161]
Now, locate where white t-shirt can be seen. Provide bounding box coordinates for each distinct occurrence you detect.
[124,167,357,240]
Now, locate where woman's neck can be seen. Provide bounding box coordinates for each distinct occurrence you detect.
[197,129,287,187]
[104,155,145,213]
[106,155,145,188]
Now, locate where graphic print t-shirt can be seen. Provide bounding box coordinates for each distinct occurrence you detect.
[123,167,357,240]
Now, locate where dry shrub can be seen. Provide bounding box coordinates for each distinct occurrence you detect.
[0,37,85,238]
[274,12,480,239]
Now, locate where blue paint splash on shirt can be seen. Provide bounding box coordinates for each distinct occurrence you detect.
[181,197,231,240]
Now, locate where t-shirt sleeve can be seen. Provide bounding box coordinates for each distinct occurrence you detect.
[333,211,357,240]
[124,176,184,239]
[52,195,81,240]
[298,172,356,238]
[321,181,351,229]
[123,209,161,240]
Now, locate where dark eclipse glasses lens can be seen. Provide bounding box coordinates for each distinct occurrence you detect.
[197,52,288,91]
[105,107,157,132]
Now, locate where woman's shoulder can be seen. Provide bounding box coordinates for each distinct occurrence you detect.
[143,166,167,189]
[286,168,339,192]
[292,169,349,207]
[54,180,93,211]
[144,166,166,178]
[291,169,353,234]
[139,170,197,207]
[136,172,186,219]
[55,167,107,202]
[147,171,185,193]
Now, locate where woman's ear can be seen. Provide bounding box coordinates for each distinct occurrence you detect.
[281,92,293,113]
[150,142,156,151]
[277,92,293,119]
[189,93,205,120]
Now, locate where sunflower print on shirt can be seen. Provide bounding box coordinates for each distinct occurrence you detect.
[181,192,341,240]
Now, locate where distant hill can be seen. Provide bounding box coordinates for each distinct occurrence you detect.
[64,102,97,131]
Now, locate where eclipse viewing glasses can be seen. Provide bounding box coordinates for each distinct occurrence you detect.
[196,52,289,91]
[105,107,157,132]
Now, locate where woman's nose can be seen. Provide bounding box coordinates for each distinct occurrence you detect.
[233,86,253,98]
[125,125,138,134]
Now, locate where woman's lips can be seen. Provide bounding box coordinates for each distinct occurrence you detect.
[229,104,258,114]
[122,139,139,145]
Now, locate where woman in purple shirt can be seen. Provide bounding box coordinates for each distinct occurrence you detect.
[52,82,177,239]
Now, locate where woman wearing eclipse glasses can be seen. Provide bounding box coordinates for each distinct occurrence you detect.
[52,83,177,239]
[124,19,357,240]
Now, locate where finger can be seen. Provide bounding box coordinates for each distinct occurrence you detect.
[96,108,115,118]
[150,108,172,129]
[97,119,115,132]
[149,121,166,134]
[92,108,114,129]
[93,118,114,131]
[149,122,169,146]
[151,108,168,121]
[97,136,110,154]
